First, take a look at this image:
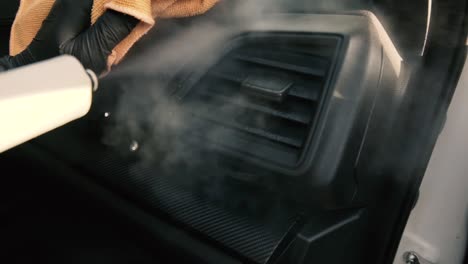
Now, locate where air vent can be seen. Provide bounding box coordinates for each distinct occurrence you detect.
[179,34,341,167]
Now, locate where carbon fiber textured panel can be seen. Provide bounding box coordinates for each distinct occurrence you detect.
[34,125,302,264]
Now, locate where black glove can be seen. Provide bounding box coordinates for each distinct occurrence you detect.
[0,0,93,70]
[61,10,139,75]
[0,0,138,75]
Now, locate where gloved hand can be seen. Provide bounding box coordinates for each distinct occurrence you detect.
[61,10,139,75]
[0,0,139,75]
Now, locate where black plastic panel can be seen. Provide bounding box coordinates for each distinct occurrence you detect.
[135,15,383,208]
[277,210,367,264]
[11,12,397,264]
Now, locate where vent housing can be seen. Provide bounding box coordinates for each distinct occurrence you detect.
[178,34,342,168]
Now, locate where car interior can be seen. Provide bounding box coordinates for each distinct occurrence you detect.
[0,0,467,263]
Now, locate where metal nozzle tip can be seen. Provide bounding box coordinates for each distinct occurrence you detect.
[86,69,99,92]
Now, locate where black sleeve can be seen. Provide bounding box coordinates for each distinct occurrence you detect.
[0,56,13,72]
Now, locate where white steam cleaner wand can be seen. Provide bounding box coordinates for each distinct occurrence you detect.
[0,55,98,153]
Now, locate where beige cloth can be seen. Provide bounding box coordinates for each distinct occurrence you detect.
[10,0,219,67]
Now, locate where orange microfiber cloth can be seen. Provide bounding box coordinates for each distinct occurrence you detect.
[10,0,219,69]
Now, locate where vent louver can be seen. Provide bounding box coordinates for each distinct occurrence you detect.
[180,34,341,167]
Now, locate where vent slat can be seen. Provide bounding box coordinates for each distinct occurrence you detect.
[190,110,304,149]
[209,71,322,102]
[185,120,301,165]
[289,84,322,102]
[236,44,337,59]
[234,55,327,77]
[196,91,312,125]
[210,70,244,83]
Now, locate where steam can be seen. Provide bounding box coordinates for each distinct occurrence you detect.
[98,0,375,215]
[99,1,296,216]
